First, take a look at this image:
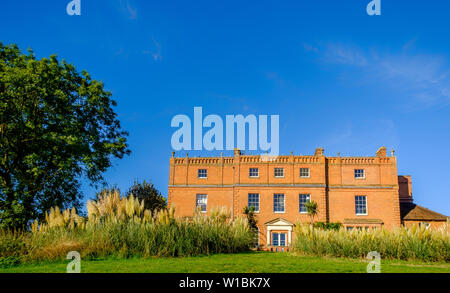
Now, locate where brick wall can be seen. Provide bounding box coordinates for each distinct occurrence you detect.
[168,147,402,246]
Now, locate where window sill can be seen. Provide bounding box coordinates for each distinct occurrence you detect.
[355,213,368,216]
[274,211,285,214]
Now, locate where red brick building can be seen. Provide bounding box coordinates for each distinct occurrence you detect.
[168,147,448,247]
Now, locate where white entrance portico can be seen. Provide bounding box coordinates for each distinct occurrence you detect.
[264,218,294,246]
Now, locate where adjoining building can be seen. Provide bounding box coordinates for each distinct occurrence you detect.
[168,147,448,248]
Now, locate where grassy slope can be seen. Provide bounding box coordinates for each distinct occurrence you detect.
[1,252,449,273]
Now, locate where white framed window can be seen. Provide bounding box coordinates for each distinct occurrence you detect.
[249,168,259,178]
[299,194,311,213]
[300,168,310,178]
[273,194,285,213]
[346,226,354,231]
[355,195,367,215]
[248,193,260,212]
[272,232,286,246]
[196,194,207,213]
[198,169,207,178]
[274,168,284,178]
[354,169,365,179]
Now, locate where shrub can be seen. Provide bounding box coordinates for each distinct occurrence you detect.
[314,222,342,230]
[0,191,253,263]
[292,223,450,262]
[0,256,22,268]
[0,229,27,258]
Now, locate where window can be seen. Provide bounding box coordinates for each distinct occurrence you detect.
[196,194,207,213]
[248,193,260,212]
[299,194,311,213]
[354,169,365,179]
[355,195,367,215]
[346,226,354,231]
[198,169,207,178]
[274,168,284,178]
[249,168,259,178]
[272,233,286,246]
[300,168,310,178]
[420,222,431,230]
[273,194,285,213]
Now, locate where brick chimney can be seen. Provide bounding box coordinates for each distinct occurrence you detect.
[376,146,387,157]
[314,147,324,157]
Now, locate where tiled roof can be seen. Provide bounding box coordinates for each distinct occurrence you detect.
[400,203,448,221]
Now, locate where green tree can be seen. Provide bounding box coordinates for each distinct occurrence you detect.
[0,43,130,229]
[126,180,166,213]
[304,200,318,225]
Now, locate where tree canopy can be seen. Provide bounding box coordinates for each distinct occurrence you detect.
[126,180,166,213]
[0,43,130,229]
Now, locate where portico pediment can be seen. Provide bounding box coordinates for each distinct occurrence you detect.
[264,218,294,226]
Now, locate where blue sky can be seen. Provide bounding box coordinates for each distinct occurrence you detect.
[1,0,449,215]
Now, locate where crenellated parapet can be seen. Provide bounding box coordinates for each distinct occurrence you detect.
[170,148,396,166]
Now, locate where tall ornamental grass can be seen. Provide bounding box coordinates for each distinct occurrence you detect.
[0,191,253,264]
[292,224,449,262]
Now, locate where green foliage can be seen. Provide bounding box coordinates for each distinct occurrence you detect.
[304,200,318,224]
[292,224,450,262]
[0,43,130,229]
[314,222,342,230]
[0,256,22,268]
[126,180,166,213]
[0,229,27,258]
[243,206,257,230]
[243,206,259,247]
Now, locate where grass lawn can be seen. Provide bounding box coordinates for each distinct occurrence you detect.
[1,252,449,273]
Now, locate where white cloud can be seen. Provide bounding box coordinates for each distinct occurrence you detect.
[312,42,450,110]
